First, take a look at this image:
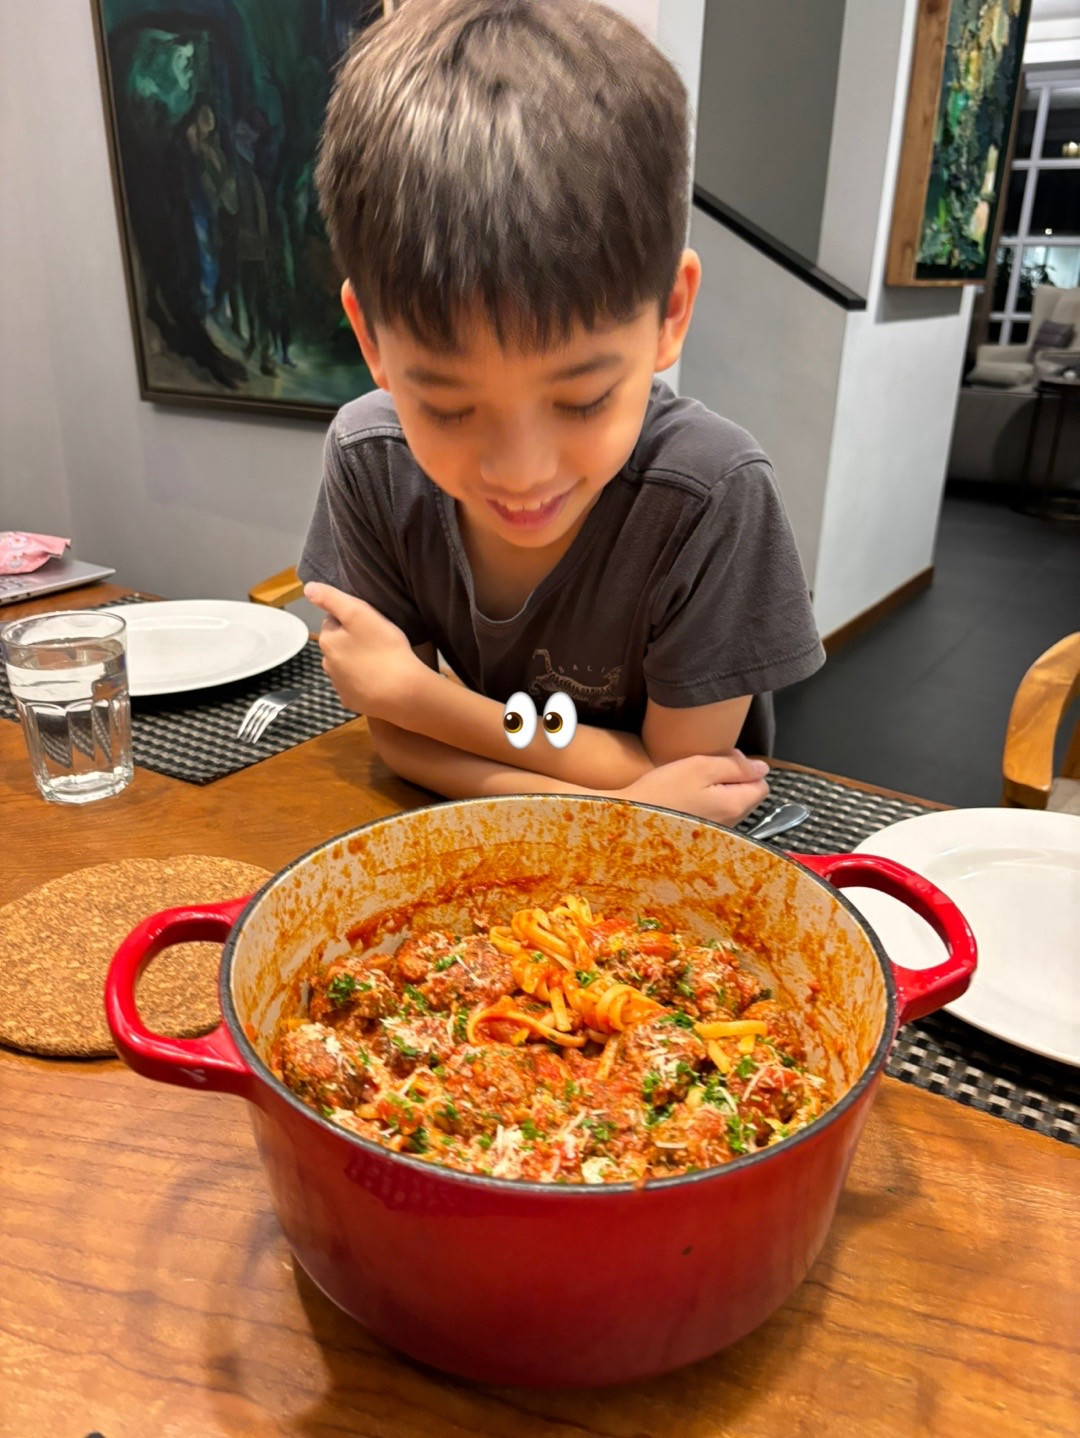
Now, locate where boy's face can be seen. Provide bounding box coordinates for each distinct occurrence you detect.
[342,252,700,555]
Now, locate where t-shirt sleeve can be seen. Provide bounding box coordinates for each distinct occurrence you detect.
[297,424,429,646]
[643,459,824,707]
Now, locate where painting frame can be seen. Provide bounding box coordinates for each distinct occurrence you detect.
[90,1,392,421]
[886,0,1032,288]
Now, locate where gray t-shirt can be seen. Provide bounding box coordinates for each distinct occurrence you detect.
[299,381,824,754]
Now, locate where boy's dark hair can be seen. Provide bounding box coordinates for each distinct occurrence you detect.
[316,0,689,350]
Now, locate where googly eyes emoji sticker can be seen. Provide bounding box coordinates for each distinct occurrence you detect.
[540,690,577,749]
[502,691,538,749]
[503,690,578,749]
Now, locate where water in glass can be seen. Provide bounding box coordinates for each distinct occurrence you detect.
[4,624,133,804]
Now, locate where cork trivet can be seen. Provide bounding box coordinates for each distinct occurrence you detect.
[0,857,272,1057]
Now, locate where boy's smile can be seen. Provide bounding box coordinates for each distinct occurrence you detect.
[341,252,701,567]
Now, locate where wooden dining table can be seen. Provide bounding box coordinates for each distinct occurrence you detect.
[2,584,1077,1438]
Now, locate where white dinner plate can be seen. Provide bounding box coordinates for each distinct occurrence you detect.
[847,808,1080,1067]
[102,600,309,697]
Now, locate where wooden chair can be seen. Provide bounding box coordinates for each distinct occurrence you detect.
[1001,633,1080,813]
[249,567,303,608]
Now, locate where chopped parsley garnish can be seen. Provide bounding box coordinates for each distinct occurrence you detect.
[701,1075,730,1107]
[661,1011,695,1029]
[736,1056,756,1080]
[453,1010,468,1042]
[402,984,430,1013]
[674,1059,695,1084]
[727,1116,755,1155]
[642,1071,662,1103]
[476,1133,493,1151]
[520,1119,542,1142]
[645,1102,674,1128]
[319,1104,334,1119]
[327,973,358,1008]
[583,1116,616,1144]
[438,1101,460,1124]
[779,1051,799,1069]
[637,916,662,930]
[675,966,695,1000]
[575,969,599,986]
[432,954,458,973]
[390,1034,421,1060]
[563,1078,581,1101]
[409,1126,429,1153]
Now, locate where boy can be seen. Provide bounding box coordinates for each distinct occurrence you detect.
[299,0,824,825]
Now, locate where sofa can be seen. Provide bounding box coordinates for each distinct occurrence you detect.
[966,284,1080,391]
[948,285,1080,491]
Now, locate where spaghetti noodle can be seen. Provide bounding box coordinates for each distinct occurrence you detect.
[271,897,828,1183]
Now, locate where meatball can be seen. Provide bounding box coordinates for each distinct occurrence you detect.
[309,957,395,1025]
[679,945,768,1019]
[277,1023,374,1110]
[648,1103,739,1173]
[417,935,514,1012]
[607,1015,709,1107]
[392,930,459,983]
[741,999,807,1064]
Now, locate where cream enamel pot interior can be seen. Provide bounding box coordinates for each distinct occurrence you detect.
[105,795,976,1388]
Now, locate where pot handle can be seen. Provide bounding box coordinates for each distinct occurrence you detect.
[792,853,977,1026]
[104,899,255,1096]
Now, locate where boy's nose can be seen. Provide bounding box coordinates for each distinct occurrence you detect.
[478,422,559,492]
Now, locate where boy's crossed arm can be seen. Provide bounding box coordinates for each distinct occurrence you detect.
[307,583,769,825]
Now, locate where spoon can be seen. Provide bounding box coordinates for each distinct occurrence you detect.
[744,801,811,843]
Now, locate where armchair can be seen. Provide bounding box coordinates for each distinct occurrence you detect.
[1001,633,1080,814]
[968,285,1080,391]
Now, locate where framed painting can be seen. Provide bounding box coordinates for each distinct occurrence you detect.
[91,0,392,419]
[886,0,1032,287]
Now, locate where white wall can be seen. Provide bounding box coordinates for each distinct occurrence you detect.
[1026,0,1080,66]
[0,0,705,598]
[682,0,975,637]
[695,0,847,262]
[681,214,845,585]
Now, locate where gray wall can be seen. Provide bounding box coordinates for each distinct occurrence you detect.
[694,0,847,263]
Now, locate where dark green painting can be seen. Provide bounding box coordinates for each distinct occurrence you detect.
[916,0,1032,283]
[93,1,386,418]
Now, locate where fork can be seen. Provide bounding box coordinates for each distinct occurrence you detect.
[236,687,303,744]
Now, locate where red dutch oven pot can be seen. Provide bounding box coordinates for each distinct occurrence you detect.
[105,796,975,1388]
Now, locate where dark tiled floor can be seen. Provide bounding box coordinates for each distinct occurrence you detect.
[774,493,1080,807]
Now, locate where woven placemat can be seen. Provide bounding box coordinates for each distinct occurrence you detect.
[0,598,354,784]
[739,768,1080,1146]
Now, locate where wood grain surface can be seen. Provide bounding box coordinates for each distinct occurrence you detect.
[2,586,1077,1437]
[885,0,952,288]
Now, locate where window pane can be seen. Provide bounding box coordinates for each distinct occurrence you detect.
[1041,246,1080,289]
[992,245,1013,310]
[1014,87,1039,160]
[1029,169,1080,236]
[1011,321,1029,347]
[987,320,1002,343]
[1002,169,1026,235]
[1044,86,1080,159]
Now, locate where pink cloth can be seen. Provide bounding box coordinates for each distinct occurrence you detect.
[0,532,70,575]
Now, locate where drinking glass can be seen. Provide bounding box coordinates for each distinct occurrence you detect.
[1,610,133,804]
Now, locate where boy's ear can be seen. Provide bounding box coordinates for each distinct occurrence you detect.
[341,280,390,389]
[655,249,702,374]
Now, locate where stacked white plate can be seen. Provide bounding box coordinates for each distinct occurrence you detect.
[846,808,1080,1067]
[102,600,309,698]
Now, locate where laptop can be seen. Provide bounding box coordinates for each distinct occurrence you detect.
[0,556,116,606]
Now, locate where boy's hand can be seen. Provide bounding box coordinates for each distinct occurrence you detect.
[618,752,769,826]
[304,582,420,719]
